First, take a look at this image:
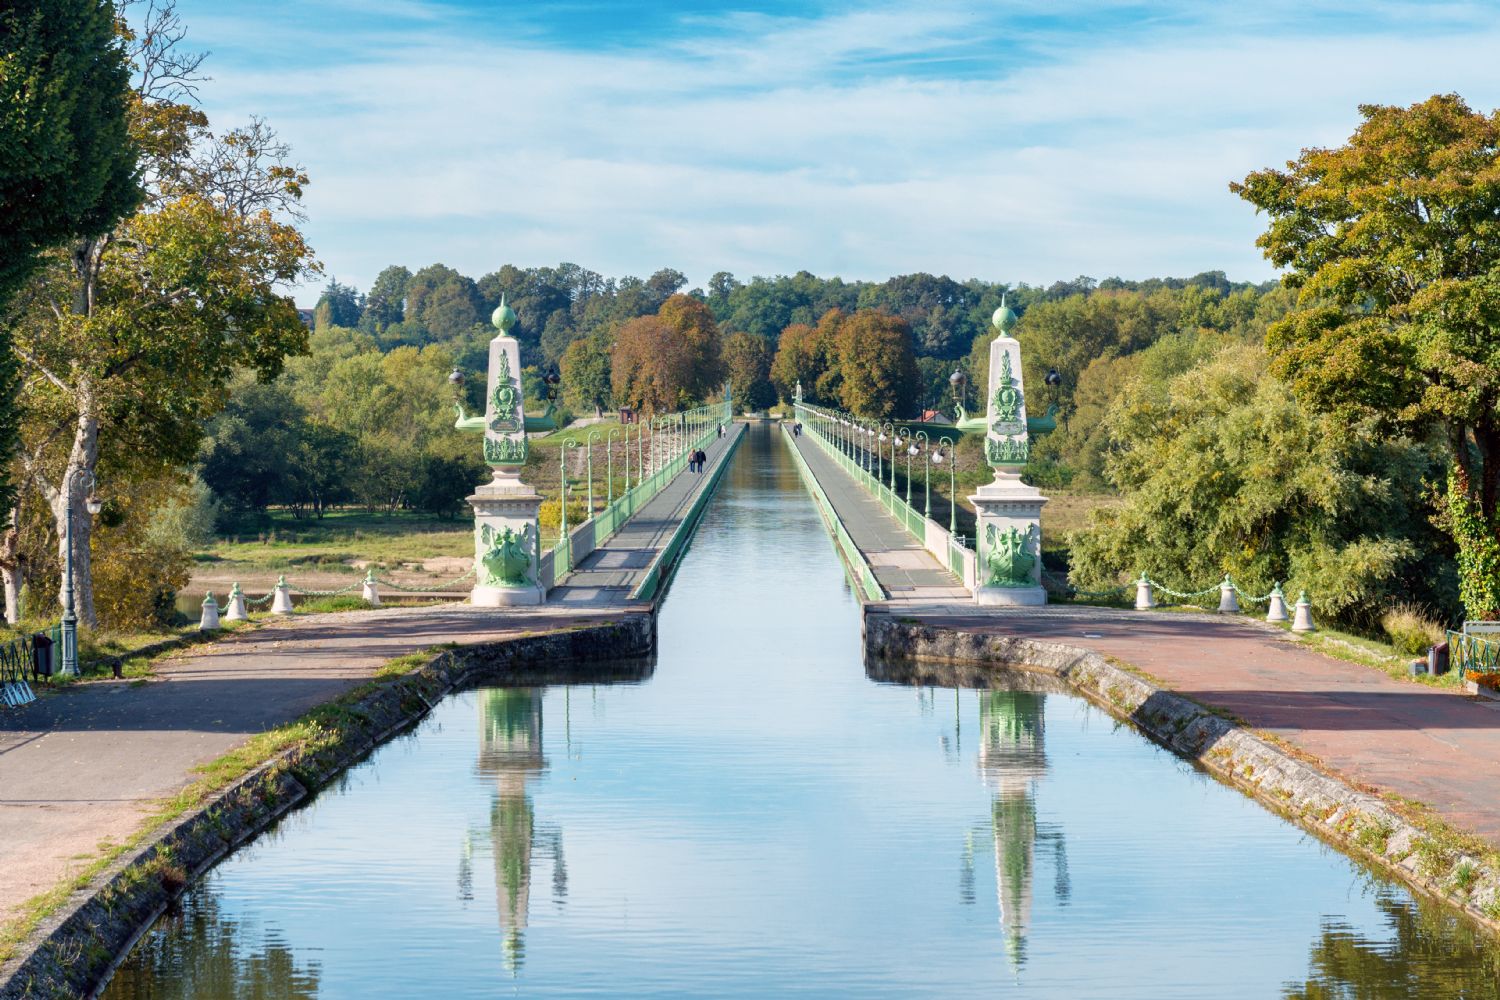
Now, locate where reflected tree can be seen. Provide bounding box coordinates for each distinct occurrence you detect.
[103,890,321,999]
[1284,892,1500,999]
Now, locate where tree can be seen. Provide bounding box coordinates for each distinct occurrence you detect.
[657,293,722,399]
[770,322,819,403]
[360,264,410,333]
[834,310,918,419]
[611,316,691,413]
[405,264,482,341]
[0,0,140,618]
[561,336,611,416]
[313,279,362,330]
[1070,345,1452,627]
[720,332,775,411]
[1233,94,1500,617]
[7,14,317,626]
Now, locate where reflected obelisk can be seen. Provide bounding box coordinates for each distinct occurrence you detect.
[476,688,547,974]
[977,690,1047,971]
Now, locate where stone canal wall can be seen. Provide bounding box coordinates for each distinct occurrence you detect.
[0,616,654,1000]
[864,616,1500,936]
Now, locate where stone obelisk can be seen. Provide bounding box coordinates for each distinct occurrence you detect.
[461,297,545,606]
[970,297,1047,606]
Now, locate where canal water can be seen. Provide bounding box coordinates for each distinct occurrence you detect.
[105,425,1500,998]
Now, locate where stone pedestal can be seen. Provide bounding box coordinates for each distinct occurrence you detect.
[971,476,1048,606]
[469,471,544,607]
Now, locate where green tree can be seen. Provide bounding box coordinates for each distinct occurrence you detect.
[0,0,139,619]
[360,264,410,333]
[720,331,775,411]
[1070,344,1452,626]
[1234,94,1500,617]
[560,335,611,416]
[10,66,315,624]
[313,279,362,330]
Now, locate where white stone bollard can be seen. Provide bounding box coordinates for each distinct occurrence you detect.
[1135,572,1156,610]
[361,570,381,606]
[1266,583,1288,623]
[270,574,295,614]
[1292,591,1316,632]
[223,583,248,621]
[1217,575,1240,614]
[199,592,221,631]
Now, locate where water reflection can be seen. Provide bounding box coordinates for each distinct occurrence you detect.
[966,690,1070,971]
[99,892,320,999]
[1284,892,1500,998]
[461,688,566,975]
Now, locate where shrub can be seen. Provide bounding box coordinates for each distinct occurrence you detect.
[537,498,588,534]
[1382,603,1446,656]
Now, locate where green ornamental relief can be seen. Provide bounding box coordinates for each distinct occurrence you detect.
[489,353,521,435]
[991,352,1023,423]
[986,436,1029,466]
[985,523,1036,588]
[484,434,528,466]
[477,523,534,587]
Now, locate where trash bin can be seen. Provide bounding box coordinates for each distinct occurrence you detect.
[31,633,53,679]
[1430,641,1449,676]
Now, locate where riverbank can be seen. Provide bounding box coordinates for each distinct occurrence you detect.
[0,608,653,998]
[865,611,1500,936]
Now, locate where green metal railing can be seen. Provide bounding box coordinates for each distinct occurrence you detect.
[1447,630,1500,681]
[548,398,733,586]
[782,424,885,602]
[1,624,62,707]
[792,401,976,590]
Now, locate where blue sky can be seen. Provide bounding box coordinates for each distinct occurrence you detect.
[170,1,1500,303]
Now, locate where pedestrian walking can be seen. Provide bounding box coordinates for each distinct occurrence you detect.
[718,423,725,438]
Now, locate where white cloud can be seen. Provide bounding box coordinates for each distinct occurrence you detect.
[178,1,1500,300]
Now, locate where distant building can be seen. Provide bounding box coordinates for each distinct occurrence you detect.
[297,308,316,329]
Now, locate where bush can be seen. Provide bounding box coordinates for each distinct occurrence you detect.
[1382,604,1446,656]
[538,497,588,534]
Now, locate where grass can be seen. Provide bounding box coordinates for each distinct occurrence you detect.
[202,509,472,572]
[0,642,457,966]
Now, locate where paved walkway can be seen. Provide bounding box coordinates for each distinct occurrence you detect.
[786,424,1500,849]
[551,424,743,605]
[787,429,968,603]
[0,604,635,927]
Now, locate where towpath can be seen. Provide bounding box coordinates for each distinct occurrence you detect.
[788,419,1500,849]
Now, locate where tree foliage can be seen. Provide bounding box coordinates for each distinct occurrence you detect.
[1234,93,1500,617]
[1070,344,1453,626]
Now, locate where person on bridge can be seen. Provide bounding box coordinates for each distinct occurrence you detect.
[718,423,725,438]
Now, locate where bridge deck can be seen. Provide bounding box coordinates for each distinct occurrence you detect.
[785,427,967,605]
[549,423,744,606]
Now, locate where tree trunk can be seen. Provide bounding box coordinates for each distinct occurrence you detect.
[49,386,101,628]
[1,502,20,625]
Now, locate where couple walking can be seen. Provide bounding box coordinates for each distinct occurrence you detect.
[688,447,709,474]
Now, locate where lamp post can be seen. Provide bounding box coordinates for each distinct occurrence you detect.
[606,428,621,504]
[936,436,956,534]
[914,431,931,516]
[586,430,602,516]
[900,427,914,503]
[893,425,907,492]
[949,369,967,415]
[59,469,103,677]
[559,439,582,540]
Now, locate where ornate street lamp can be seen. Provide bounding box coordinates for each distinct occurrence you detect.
[914,430,931,516]
[899,427,914,503]
[559,439,582,540]
[949,369,967,413]
[606,427,621,504]
[934,437,957,534]
[59,469,102,676]
[586,430,603,516]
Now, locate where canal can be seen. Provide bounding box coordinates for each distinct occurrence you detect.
[105,424,1500,997]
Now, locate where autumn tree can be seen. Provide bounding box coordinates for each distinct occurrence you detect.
[657,293,723,399]
[835,310,918,419]
[611,315,689,413]
[1234,94,1500,617]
